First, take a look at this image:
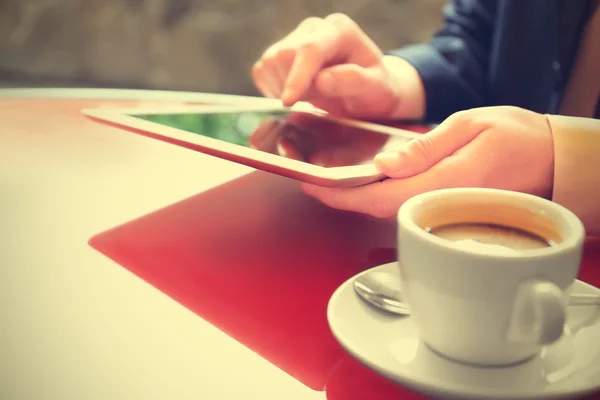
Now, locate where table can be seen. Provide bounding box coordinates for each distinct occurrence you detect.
[1,89,599,400]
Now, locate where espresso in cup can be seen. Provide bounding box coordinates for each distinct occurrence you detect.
[426,222,555,251]
[397,188,585,366]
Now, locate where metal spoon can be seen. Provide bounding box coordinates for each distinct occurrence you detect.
[353,270,410,315]
[353,270,600,316]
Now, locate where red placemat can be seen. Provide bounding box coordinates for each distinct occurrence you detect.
[89,170,400,392]
[89,170,600,399]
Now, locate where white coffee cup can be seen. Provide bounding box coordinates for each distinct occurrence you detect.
[397,188,585,366]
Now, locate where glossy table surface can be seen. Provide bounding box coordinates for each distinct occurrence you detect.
[1,89,599,400]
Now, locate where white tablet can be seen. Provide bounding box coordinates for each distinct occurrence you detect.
[82,104,420,187]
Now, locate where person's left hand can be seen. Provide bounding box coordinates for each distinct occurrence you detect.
[301,106,555,217]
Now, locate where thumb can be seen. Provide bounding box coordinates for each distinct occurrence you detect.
[374,111,483,179]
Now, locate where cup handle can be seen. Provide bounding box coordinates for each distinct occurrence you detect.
[505,280,567,346]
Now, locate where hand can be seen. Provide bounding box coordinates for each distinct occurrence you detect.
[302,106,555,218]
[252,13,425,120]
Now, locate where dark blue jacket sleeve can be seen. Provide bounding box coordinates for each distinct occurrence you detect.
[386,0,497,122]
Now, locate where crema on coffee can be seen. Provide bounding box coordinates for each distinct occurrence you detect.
[426,222,555,250]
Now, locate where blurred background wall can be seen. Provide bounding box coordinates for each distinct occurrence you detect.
[0,0,445,95]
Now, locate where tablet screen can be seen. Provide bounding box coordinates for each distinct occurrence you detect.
[128,110,411,168]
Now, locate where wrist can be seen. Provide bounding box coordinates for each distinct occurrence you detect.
[382,55,426,120]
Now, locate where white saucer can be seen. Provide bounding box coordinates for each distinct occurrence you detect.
[327,262,600,400]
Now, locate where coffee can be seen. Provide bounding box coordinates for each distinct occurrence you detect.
[426,222,555,250]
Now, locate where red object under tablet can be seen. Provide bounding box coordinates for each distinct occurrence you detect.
[89,171,401,391]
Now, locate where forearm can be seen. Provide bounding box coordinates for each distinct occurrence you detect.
[548,115,600,236]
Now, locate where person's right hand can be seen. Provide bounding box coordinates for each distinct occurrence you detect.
[301,106,556,218]
[252,13,426,120]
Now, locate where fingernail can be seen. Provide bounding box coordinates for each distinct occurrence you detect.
[281,88,295,106]
[375,152,403,171]
[319,72,334,94]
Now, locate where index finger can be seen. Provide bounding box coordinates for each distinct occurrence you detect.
[281,23,341,106]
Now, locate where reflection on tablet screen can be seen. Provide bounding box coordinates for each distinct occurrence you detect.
[130,111,410,168]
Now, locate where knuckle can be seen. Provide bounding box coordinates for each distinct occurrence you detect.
[300,16,323,28]
[325,12,353,26]
[448,109,472,124]
[325,13,360,39]
[273,47,295,62]
[410,135,437,168]
[298,40,320,55]
[444,109,479,133]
